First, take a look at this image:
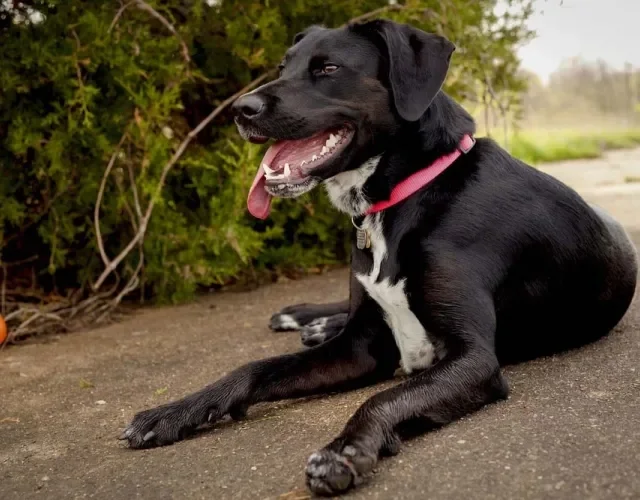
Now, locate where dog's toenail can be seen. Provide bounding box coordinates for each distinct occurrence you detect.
[143,431,156,441]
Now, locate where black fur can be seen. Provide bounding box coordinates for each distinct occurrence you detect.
[121,20,638,497]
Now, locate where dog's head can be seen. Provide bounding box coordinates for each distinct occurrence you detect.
[232,19,455,219]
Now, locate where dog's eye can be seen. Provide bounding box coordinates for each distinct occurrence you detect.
[278,63,285,76]
[322,64,339,74]
[312,63,339,77]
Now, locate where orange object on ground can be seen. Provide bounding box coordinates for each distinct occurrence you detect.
[0,315,7,344]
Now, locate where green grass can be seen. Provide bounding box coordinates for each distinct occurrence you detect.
[489,128,640,165]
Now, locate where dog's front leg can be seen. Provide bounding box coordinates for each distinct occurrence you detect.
[305,290,510,496]
[121,300,398,449]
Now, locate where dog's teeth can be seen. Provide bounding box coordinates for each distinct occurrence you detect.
[266,167,285,180]
[321,146,328,155]
[284,163,291,176]
[312,155,318,161]
[263,164,275,175]
[300,160,307,166]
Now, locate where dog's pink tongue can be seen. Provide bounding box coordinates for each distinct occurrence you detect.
[247,140,286,219]
[247,165,272,219]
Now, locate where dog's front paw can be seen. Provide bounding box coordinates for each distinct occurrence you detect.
[305,442,377,496]
[120,402,205,449]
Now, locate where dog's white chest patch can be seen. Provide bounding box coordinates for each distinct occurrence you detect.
[324,156,381,215]
[355,216,435,374]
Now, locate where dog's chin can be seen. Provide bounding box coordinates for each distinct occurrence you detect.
[265,177,321,198]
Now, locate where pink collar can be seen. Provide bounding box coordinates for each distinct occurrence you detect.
[364,134,476,215]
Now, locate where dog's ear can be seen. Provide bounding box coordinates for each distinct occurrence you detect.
[293,25,325,45]
[362,20,455,122]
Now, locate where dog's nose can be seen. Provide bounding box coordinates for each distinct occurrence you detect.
[232,94,265,119]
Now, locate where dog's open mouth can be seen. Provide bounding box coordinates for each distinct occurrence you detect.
[247,125,354,219]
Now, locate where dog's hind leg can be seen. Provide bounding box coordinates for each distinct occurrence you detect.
[269,299,349,332]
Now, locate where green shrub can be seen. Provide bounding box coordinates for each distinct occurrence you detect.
[0,0,534,304]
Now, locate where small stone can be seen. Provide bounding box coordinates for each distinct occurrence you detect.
[96,400,107,405]
[251,466,257,471]
[42,476,50,481]
[457,439,466,444]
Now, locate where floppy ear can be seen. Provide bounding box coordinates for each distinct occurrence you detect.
[293,25,325,45]
[367,21,455,122]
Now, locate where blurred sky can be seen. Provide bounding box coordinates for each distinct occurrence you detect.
[518,0,640,82]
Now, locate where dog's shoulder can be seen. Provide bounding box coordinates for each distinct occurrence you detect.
[434,136,603,246]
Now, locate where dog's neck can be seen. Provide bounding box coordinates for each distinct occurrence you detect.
[324,92,476,217]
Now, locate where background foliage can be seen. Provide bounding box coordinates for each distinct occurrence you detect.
[0,0,535,310]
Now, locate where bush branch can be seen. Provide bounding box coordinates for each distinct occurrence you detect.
[94,131,128,270]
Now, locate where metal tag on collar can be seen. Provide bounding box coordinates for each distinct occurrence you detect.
[459,136,476,154]
[352,217,371,250]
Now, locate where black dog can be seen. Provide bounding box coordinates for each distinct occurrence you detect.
[121,20,638,496]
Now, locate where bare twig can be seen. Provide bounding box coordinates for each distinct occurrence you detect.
[94,131,128,270]
[115,182,139,233]
[345,3,403,25]
[0,255,39,267]
[108,0,137,33]
[126,162,143,220]
[109,0,190,64]
[1,279,125,346]
[135,0,190,63]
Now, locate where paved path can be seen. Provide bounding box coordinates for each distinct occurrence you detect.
[1,149,640,500]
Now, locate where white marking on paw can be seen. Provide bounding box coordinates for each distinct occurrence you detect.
[306,452,330,477]
[355,215,435,374]
[324,156,381,215]
[306,317,329,333]
[274,314,300,330]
